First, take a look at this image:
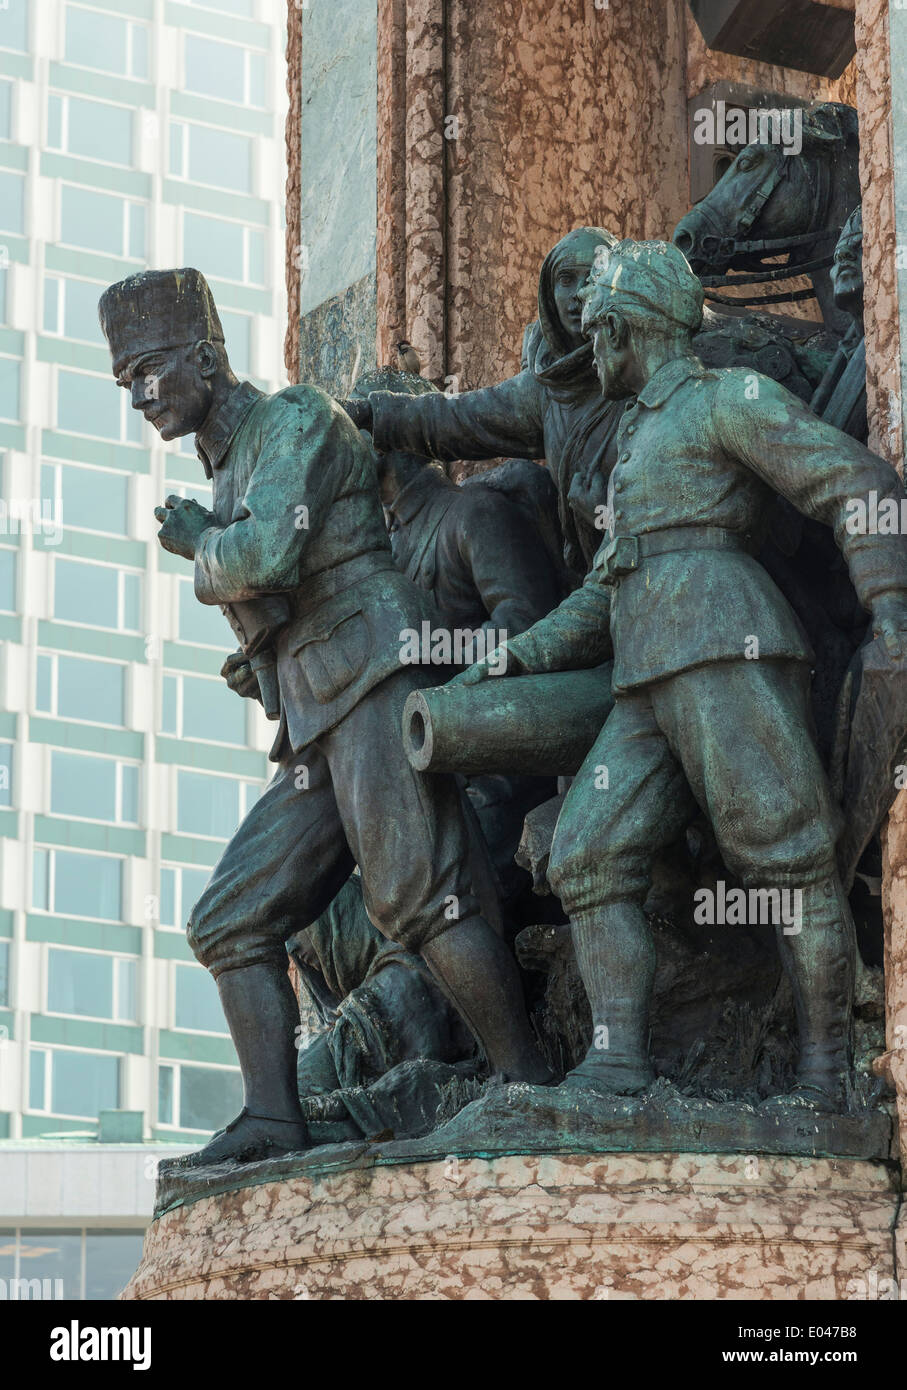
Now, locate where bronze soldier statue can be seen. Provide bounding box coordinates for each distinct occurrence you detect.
[455,240,907,1111]
[343,227,624,581]
[98,268,551,1166]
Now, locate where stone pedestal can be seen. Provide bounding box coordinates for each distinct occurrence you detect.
[124,1152,898,1300]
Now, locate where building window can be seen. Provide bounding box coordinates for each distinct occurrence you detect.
[33,847,123,922]
[219,309,252,377]
[174,963,228,1034]
[159,863,210,931]
[157,1061,241,1132]
[162,671,247,746]
[47,92,134,168]
[176,575,229,647]
[59,184,146,260]
[0,940,9,1006]
[175,769,260,840]
[64,5,149,80]
[36,652,127,727]
[0,547,15,611]
[57,367,143,444]
[184,34,266,109]
[0,356,21,422]
[53,557,142,632]
[0,741,12,807]
[47,948,137,1022]
[183,211,265,286]
[0,1229,146,1302]
[0,1,29,54]
[50,750,139,824]
[29,1046,121,1118]
[41,461,129,536]
[43,274,107,347]
[0,170,25,236]
[0,79,12,140]
[169,120,253,194]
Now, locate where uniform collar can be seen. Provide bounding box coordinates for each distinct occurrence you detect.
[387,465,453,528]
[196,381,264,479]
[636,354,707,410]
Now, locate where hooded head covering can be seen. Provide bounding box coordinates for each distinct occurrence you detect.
[98,267,225,377]
[580,239,704,335]
[526,226,618,399]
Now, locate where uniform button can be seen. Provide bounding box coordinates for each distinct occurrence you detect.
[626,425,636,435]
[614,480,623,493]
[615,509,624,521]
[620,452,631,463]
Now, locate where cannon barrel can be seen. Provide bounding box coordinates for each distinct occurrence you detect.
[402,665,613,776]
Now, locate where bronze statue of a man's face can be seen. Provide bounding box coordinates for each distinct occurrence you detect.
[115,340,218,442]
[830,221,863,321]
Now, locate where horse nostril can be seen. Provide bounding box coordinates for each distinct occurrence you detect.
[674,228,693,254]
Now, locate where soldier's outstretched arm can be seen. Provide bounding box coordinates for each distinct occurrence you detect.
[456,566,612,685]
[193,393,352,605]
[713,372,907,642]
[358,370,547,465]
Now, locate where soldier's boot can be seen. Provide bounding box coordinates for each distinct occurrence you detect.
[768,872,855,1111]
[563,904,656,1096]
[422,917,553,1084]
[170,962,309,1169]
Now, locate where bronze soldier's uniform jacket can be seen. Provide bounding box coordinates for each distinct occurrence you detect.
[506,356,907,692]
[386,465,562,637]
[194,380,433,754]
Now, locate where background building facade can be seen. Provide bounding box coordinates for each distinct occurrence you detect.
[0,0,288,1295]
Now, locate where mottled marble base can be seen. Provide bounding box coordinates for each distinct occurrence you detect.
[124,1148,899,1301]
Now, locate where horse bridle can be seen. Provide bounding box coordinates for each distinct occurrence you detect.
[697,147,839,308]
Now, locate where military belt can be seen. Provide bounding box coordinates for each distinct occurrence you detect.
[595,525,744,585]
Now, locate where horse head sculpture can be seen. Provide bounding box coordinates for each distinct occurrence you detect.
[673,102,860,339]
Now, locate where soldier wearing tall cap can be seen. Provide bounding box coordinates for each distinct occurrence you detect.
[98,268,551,1165]
[456,239,907,1110]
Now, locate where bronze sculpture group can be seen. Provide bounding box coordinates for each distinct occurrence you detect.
[98,101,907,1169]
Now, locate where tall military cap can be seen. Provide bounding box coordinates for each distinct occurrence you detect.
[580,239,704,334]
[98,268,225,376]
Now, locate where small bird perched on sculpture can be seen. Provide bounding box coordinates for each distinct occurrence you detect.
[396,340,421,375]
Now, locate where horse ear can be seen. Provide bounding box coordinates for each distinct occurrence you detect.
[800,102,859,152]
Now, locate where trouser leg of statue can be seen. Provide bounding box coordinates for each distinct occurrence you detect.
[550,658,854,1107]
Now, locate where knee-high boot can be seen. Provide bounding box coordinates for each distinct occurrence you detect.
[564,902,656,1095]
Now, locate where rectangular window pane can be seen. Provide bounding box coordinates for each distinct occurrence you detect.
[185,124,252,193]
[185,213,241,281]
[115,958,137,1022]
[178,578,228,646]
[53,850,122,921]
[32,848,49,911]
[0,171,25,235]
[121,764,139,824]
[0,79,12,138]
[29,1049,46,1109]
[56,655,125,725]
[0,548,14,610]
[54,558,119,628]
[175,964,228,1033]
[51,750,117,821]
[130,26,149,80]
[47,93,63,149]
[248,53,266,110]
[219,309,251,377]
[127,202,145,260]
[122,572,141,631]
[160,867,176,927]
[36,653,53,711]
[85,1231,145,1301]
[182,674,246,746]
[161,674,177,735]
[64,96,132,166]
[0,1,29,53]
[0,357,21,421]
[58,462,129,534]
[248,229,265,286]
[47,948,113,1018]
[58,368,122,441]
[157,1064,174,1125]
[51,1049,120,1118]
[177,770,240,840]
[44,276,61,333]
[65,6,128,73]
[0,742,10,807]
[185,35,245,103]
[178,1065,242,1132]
[21,1230,82,1299]
[60,185,125,256]
[61,277,107,346]
[0,940,9,1007]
